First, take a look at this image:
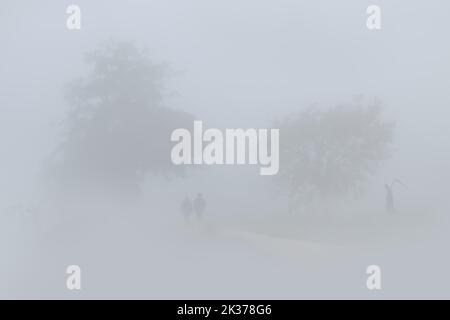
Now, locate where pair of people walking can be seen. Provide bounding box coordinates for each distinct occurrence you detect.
[181,193,206,223]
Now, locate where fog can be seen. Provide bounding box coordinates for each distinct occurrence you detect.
[1,0,450,299]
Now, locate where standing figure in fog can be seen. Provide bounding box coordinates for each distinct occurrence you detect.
[193,193,206,221]
[385,184,395,213]
[181,197,193,223]
[385,179,408,214]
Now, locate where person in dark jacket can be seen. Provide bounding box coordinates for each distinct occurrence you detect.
[385,184,395,213]
[181,197,193,223]
[193,193,206,221]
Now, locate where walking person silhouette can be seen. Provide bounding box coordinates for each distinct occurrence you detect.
[385,179,408,214]
[193,193,206,221]
[385,184,395,213]
[181,197,193,223]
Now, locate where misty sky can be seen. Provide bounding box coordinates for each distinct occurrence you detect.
[2,1,449,203]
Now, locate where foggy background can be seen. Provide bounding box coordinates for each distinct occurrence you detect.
[1,0,450,299]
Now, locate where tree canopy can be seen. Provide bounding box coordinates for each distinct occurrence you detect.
[49,42,193,194]
[278,100,394,209]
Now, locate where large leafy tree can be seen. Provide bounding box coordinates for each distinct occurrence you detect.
[49,42,193,195]
[278,100,394,210]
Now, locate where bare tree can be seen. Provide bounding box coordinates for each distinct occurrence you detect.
[278,100,395,212]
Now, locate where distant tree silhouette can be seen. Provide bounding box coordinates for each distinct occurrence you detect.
[49,41,193,195]
[278,100,395,211]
